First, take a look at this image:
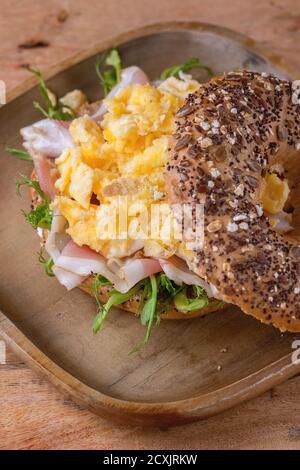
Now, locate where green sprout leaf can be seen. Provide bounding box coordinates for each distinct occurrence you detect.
[23,203,53,230]
[16,175,53,230]
[16,174,49,201]
[38,248,55,277]
[92,274,112,309]
[160,57,213,80]
[174,285,209,313]
[156,273,182,314]
[92,270,215,353]
[157,273,179,297]
[93,280,142,335]
[5,147,32,161]
[93,274,112,296]
[25,66,76,121]
[95,48,122,97]
[130,275,159,354]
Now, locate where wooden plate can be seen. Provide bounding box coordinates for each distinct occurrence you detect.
[1,22,300,426]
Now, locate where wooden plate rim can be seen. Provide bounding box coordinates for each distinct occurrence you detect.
[1,21,299,426]
[5,20,299,104]
[0,312,299,426]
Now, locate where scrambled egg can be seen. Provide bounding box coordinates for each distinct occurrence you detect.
[53,77,200,258]
[261,172,290,215]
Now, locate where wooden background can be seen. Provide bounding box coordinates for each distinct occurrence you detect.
[1,0,300,450]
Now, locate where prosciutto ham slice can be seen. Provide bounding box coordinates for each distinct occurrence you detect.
[52,266,86,291]
[159,257,214,297]
[45,211,87,290]
[51,239,215,296]
[92,66,149,119]
[20,118,74,158]
[32,152,56,199]
[54,241,161,293]
[118,258,162,290]
[45,209,69,262]
[21,119,74,199]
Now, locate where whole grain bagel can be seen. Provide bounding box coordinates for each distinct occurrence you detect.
[166,70,300,332]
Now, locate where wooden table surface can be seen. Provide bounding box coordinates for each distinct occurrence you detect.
[1,0,300,450]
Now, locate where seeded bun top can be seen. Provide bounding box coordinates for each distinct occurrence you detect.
[166,70,300,332]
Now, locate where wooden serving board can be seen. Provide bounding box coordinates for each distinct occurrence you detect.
[1,22,300,426]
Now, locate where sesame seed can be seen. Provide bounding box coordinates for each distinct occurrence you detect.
[249,211,257,220]
[264,244,272,251]
[233,214,247,222]
[239,222,249,230]
[255,204,264,217]
[200,121,210,131]
[227,135,236,145]
[228,199,239,208]
[234,184,245,197]
[227,222,238,232]
[211,168,221,178]
[199,137,213,149]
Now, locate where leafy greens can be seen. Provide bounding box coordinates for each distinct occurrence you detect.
[91,270,216,352]
[174,285,209,312]
[5,147,32,161]
[160,57,213,80]
[25,66,76,121]
[16,175,53,230]
[38,248,55,277]
[95,48,122,97]
[93,280,143,335]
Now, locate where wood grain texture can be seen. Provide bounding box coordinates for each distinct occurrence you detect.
[1,0,300,450]
[1,347,300,450]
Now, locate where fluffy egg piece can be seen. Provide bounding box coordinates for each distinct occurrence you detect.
[53,78,200,258]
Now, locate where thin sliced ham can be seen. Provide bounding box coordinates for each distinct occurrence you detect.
[54,240,161,293]
[45,209,68,262]
[21,118,74,158]
[32,152,56,199]
[159,257,214,297]
[119,258,162,289]
[52,266,85,291]
[47,221,216,295]
[92,66,149,119]
[52,240,216,297]
[51,237,218,295]
[45,212,87,290]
